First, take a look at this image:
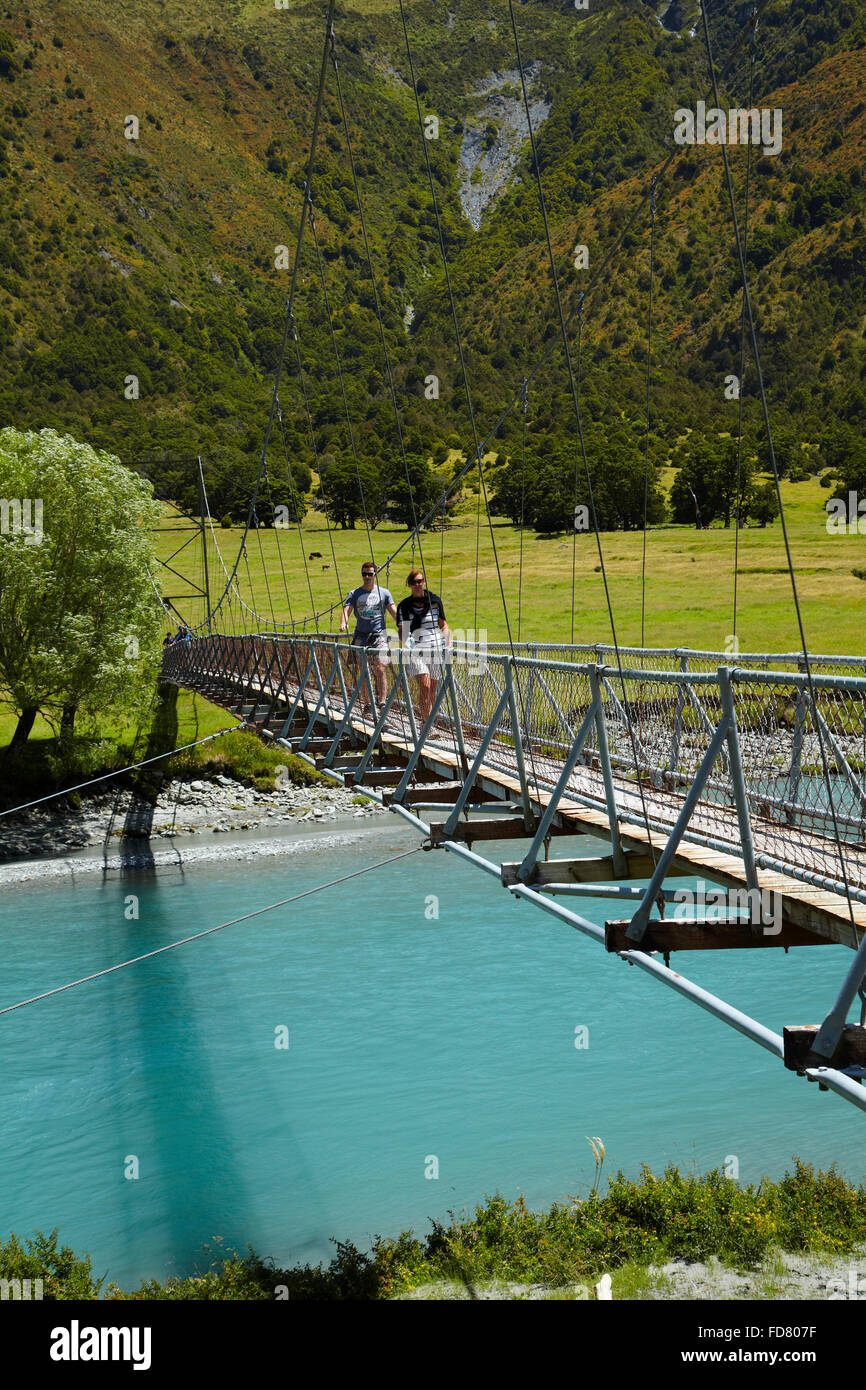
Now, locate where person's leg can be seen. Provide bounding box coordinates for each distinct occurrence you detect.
[371,652,387,706]
[418,674,434,724]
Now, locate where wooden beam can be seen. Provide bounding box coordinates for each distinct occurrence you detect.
[430,817,550,846]
[784,1024,866,1074]
[321,751,405,770]
[605,918,830,954]
[501,853,692,887]
[360,767,445,788]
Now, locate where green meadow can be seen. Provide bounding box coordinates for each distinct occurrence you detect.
[156,469,866,656]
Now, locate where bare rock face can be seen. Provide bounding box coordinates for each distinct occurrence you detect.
[458,63,552,231]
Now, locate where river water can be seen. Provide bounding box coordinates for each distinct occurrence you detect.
[0,820,862,1290]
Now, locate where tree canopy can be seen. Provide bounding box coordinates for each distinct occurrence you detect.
[0,427,164,749]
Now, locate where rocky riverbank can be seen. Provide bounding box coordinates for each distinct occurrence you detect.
[0,773,386,864]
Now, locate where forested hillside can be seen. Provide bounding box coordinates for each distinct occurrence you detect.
[0,0,864,529]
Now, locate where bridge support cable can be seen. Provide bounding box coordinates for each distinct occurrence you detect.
[276,366,319,628]
[303,190,375,603]
[260,450,296,631]
[640,179,657,651]
[244,7,775,637]
[208,0,337,623]
[0,725,244,822]
[506,0,661,876]
[0,848,423,1019]
[306,196,373,601]
[250,496,279,635]
[732,5,759,645]
[700,0,862,1050]
[397,0,548,824]
[570,311,583,648]
[517,379,528,645]
[328,27,428,588]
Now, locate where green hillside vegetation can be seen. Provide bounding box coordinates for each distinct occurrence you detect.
[0,0,863,532]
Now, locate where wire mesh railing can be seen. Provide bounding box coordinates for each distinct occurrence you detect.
[161,634,866,897]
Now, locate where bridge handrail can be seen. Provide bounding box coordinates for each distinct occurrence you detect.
[259,630,866,672]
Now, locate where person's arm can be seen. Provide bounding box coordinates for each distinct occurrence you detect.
[387,601,398,621]
[340,597,353,633]
[436,595,449,641]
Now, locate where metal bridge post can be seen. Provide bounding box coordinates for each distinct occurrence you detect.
[232,637,259,715]
[442,682,511,836]
[718,667,759,894]
[326,651,368,766]
[350,662,405,784]
[390,677,453,804]
[516,695,601,884]
[669,651,688,773]
[299,647,339,748]
[278,643,315,739]
[445,661,469,777]
[625,708,732,944]
[814,706,866,819]
[809,930,866,1064]
[787,684,807,823]
[591,665,627,879]
[504,657,534,832]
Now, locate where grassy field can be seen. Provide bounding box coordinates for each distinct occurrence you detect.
[155,469,866,655]
[3,469,860,768]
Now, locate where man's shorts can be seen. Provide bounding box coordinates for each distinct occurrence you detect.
[350,630,389,662]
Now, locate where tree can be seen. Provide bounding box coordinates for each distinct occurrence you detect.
[317,454,384,529]
[670,434,751,528]
[383,452,440,529]
[491,426,664,533]
[0,428,164,750]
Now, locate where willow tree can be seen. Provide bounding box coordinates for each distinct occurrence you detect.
[0,427,164,751]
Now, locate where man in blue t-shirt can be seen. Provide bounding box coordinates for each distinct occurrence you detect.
[340,563,397,709]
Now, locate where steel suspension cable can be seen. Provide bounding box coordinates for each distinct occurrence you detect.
[397,0,546,808]
[251,495,279,633]
[0,848,423,1018]
[570,305,584,646]
[640,177,657,649]
[518,377,528,644]
[209,0,337,616]
[277,386,319,628]
[329,29,428,584]
[279,6,771,634]
[0,725,244,820]
[261,451,296,630]
[732,7,758,645]
[307,192,375,593]
[700,0,859,952]
[507,0,660,865]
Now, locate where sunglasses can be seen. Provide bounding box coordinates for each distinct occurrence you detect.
[362,571,376,577]
[410,577,425,584]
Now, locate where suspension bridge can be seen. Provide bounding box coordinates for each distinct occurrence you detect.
[3,0,859,1130]
[159,631,866,1113]
[147,0,866,1116]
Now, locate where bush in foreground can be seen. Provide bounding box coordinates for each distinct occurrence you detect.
[3,1161,863,1300]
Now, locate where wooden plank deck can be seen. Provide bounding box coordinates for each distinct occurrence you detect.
[179,666,866,953]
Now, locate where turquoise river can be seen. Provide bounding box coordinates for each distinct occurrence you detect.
[0,819,862,1290]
